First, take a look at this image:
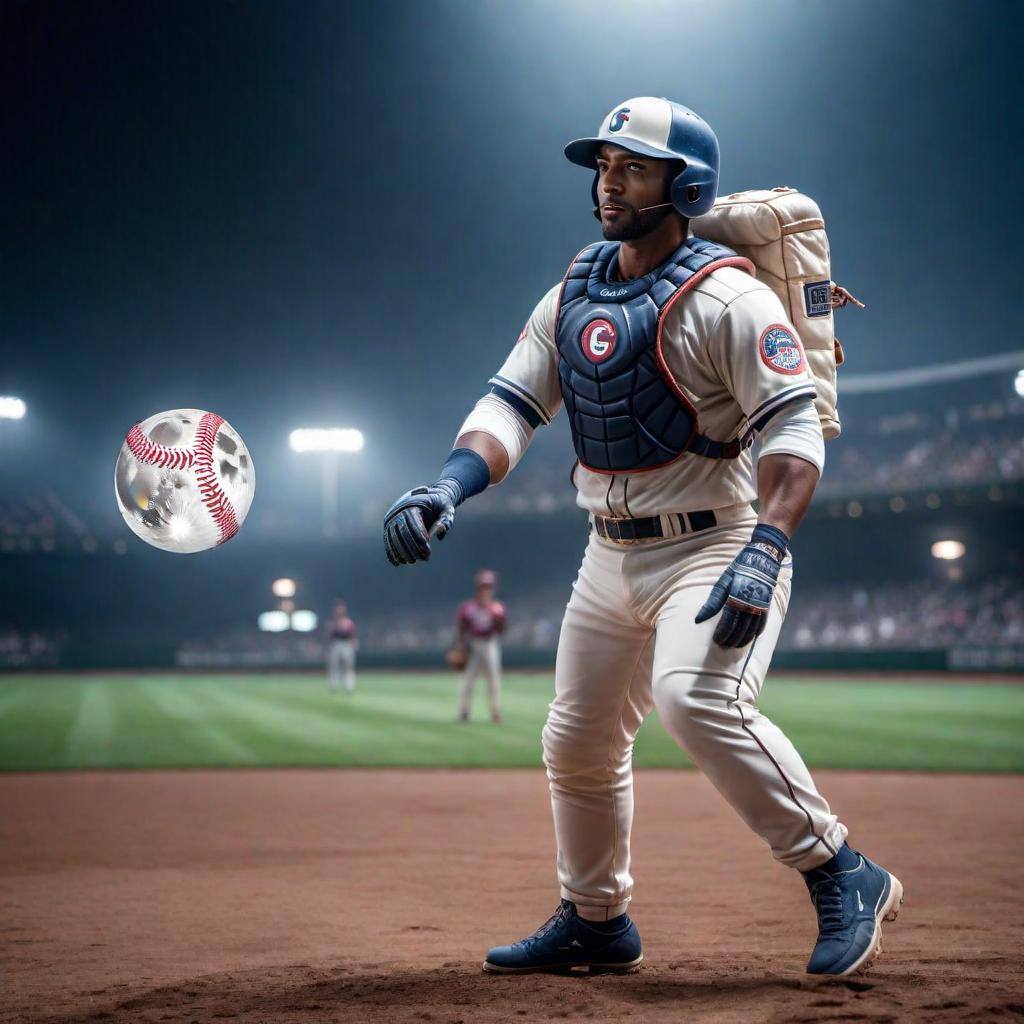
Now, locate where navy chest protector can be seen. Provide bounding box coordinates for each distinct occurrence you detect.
[555,237,754,473]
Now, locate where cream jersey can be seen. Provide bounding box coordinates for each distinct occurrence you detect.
[487,265,819,518]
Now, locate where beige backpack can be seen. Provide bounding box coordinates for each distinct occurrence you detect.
[691,187,858,440]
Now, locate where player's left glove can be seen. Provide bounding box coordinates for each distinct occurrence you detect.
[694,523,789,649]
[383,480,461,566]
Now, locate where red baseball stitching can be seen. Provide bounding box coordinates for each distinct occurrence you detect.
[125,413,240,544]
[193,413,240,544]
[124,424,196,470]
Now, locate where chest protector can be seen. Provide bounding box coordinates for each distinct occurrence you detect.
[555,237,755,473]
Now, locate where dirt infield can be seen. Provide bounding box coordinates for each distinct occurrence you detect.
[2,770,1022,1024]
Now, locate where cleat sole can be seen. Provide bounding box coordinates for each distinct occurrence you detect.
[843,874,904,977]
[482,954,643,975]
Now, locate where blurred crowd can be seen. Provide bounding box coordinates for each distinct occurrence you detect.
[0,629,65,668]
[815,429,1024,500]
[2,397,1022,550]
[468,410,1024,518]
[0,491,116,555]
[783,576,1023,650]
[168,576,1024,667]
[177,629,325,669]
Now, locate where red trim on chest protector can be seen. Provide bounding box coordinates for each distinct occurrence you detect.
[576,256,756,477]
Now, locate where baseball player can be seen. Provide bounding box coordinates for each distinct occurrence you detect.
[384,97,903,977]
[455,569,506,723]
[325,600,358,694]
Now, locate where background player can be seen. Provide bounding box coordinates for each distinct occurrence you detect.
[454,570,506,723]
[325,600,358,694]
[384,96,903,978]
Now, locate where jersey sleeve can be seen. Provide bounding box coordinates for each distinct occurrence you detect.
[707,287,817,431]
[492,602,507,632]
[488,283,563,428]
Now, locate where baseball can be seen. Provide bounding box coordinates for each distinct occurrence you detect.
[114,408,255,554]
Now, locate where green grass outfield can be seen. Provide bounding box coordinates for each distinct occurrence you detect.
[0,672,1020,772]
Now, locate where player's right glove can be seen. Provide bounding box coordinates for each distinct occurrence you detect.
[694,523,788,649]
[383,480,461,566]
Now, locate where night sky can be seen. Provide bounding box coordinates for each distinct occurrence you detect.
[3,0,1022,529]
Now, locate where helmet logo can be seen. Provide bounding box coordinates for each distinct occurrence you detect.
[609,107,631,133]
[581,319,617,363]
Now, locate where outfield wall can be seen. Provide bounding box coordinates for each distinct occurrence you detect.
[4,639,1023,674]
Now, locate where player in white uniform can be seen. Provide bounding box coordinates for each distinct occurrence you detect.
[455,569,506,723]
[326,600,358,694]
[384,98,903,977]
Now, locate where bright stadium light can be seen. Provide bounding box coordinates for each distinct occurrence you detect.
[1015,370,1024,398]
[931,540,966,561]
[272,577,296,598]
[289,428,364,453]
[0,396,26,420]
[288,426,365,539]
[257,610,290,632]
[290,609,318,632]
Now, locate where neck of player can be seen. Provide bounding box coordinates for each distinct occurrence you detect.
[617,213,690,281]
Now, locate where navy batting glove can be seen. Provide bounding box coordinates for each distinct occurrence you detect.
[383,448,490,567]
[383,479,461,566]
[695,524,788,649]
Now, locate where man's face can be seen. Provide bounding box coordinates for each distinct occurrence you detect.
[476,584,494,602]
[595,144,677,241]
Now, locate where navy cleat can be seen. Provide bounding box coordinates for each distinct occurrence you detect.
[483,900,643,974]
[804,853,904,976]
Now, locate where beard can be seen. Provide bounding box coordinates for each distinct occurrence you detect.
[600,201,675,241]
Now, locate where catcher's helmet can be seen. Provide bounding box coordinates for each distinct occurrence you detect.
[564,97,720,219]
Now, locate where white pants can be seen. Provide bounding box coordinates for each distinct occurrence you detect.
[544,519,847,920]
[459,637,502,718]
[327,640,357,692]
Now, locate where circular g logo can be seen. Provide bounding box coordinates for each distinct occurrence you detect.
[609,107,631,133]
[581,319,617,363]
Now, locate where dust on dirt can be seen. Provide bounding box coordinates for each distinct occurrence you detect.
[2,769,1021,1023]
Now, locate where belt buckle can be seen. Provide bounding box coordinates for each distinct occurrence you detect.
[605,516,637,545]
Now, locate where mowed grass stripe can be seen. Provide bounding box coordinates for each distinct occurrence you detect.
[0,673,1021,771]
[0,677,84,770]
[753,681,1024,771]
[64,679,115,768]
[195,675,546,766]
[135,679,262,768]
[631,682,1024,770]
[188,681,365,757]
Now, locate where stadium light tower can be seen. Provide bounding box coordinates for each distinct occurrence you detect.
[0,396,27,420]
[931,539,966,561]
[288,428,365,539]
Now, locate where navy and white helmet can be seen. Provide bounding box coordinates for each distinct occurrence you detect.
[564,97,720,218]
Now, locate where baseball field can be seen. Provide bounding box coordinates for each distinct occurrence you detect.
[0,671,1021,772]
[3,671,1023,1024]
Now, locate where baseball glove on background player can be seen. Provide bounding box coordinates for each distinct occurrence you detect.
[445,645,469,670]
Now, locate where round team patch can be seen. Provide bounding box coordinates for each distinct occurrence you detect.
[581,319,617,363]
[759,324,805,375]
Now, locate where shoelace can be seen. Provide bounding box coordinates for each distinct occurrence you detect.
[517,904,571,950]
[811,880,846,933]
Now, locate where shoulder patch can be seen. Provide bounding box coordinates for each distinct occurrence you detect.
[759,324,805,375]
[803,280,832,318]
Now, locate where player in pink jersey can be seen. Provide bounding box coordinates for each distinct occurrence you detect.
[326,600,358,694]
[455,570,506,723]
